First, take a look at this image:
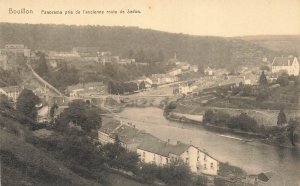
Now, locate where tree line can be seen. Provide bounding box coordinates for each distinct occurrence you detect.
[1,22,277,68]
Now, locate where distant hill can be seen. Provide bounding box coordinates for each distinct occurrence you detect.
[0,23,278,68]
[238,35,300,57]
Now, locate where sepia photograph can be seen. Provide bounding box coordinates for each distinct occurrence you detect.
[0,0,300,185]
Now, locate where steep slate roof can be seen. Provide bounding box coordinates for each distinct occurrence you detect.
[272,56,294,66]
[137,138,190,157]
[257,171,275,182]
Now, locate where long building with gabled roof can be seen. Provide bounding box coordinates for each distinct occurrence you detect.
[271,56,299,76]
[137,138,219,175]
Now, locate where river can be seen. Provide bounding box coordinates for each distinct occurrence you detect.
[119,107,300,184]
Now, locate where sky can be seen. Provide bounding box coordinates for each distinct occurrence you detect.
[0,0,299,37]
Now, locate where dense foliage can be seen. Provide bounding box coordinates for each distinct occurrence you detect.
[138,159,192,186]
[277,108,287,126]
[43,64,80,91]
[55,100,102,132]
[203,110,259,132]
[1,23,277,68]
[258,71,268,86]
[108,81,139,94]
[16,89,40,121]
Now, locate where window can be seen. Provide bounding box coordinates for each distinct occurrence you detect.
[204,164,207,170]
[143,152,145,157]
[153,154,156,160]
[211,162,214,168]
[204,155,207,161]
[166,158,169,164]
[186,158,189,163]
[197,156,200,161]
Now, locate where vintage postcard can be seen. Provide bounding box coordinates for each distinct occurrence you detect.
[0,0,299,185]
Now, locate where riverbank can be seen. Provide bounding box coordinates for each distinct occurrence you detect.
[118,107,300,184]
[166,112,298,149]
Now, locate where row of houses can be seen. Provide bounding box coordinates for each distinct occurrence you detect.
[47,47,145,66]
[0,44,31,57]
[98,120,219,176]
[66,82,107,98]
[0,44,31,70]
[137,139,219,175]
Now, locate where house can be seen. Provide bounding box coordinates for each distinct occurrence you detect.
[151,74,179,85]
[37,106,50,123]
[47,51,80,60]
[167,68,182,76]
[204,67,214,76]
[98,120,141,150]
[3,44,31,57]
[190,65,199,72]
[271,56,299,76]
[0,86,23,102]
[137,76,153,88]
[66,82,107,98]
[173,83,197,95]
[98,51,112,64]
[137,139,219,175]
[243,74,259,85]
[118,58,136,65]
[244,171,298,186]
[178,62,191,71]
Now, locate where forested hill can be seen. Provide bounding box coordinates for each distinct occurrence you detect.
[0,23,277,68]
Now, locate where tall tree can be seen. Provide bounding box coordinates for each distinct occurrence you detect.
[160,159,192,186]
[139,81,146,90]
[277,108,287,126]
[35,52,49,77]
[259,71,268,86]
[66,100,102,132]
[16,89,40,120]
[287,119,299,146]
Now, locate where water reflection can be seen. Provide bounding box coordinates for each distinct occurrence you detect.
[119,107,300,183]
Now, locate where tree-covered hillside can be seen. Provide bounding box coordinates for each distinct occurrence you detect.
[239,35,300,56]
[0,23,278,68]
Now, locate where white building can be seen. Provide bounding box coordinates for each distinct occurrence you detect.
[190,65,199,72]
[204,67,214,76]
[151,74,178,85]
[173,83,197,95]
[271,56,299,76]
[167,68,182,76]
[137,139,219,176]
[3,44,31,57]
